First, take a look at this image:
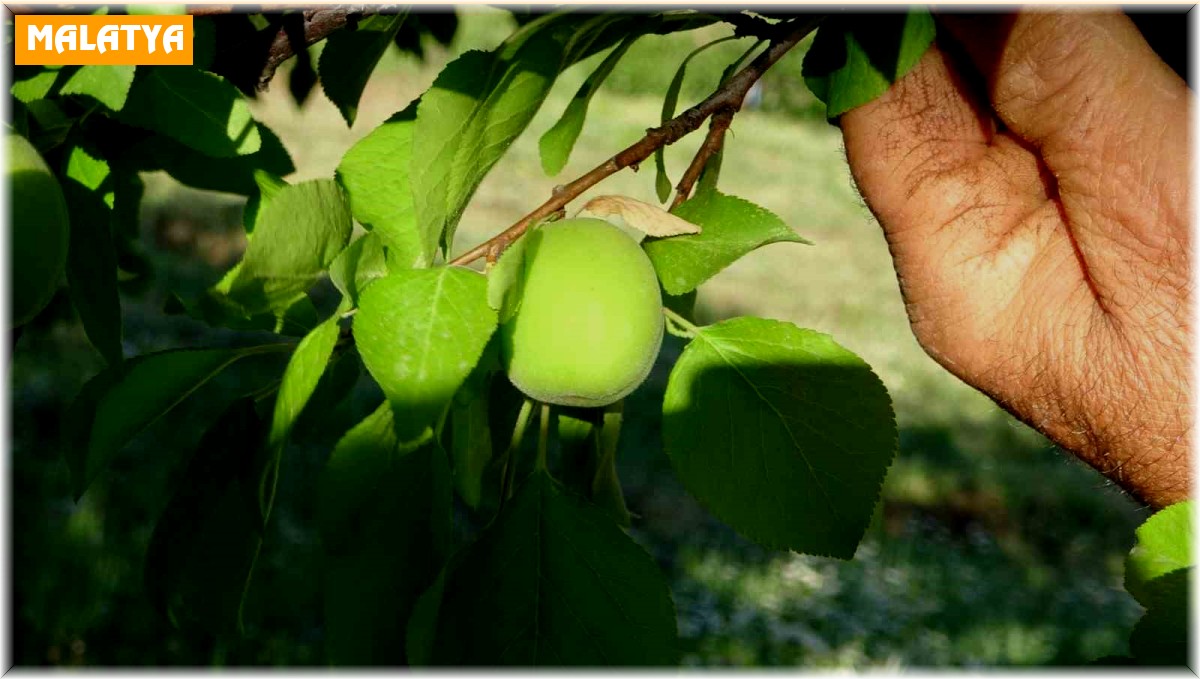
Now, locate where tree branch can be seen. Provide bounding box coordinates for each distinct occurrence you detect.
[670,108,733,210]
[448,15,822,267]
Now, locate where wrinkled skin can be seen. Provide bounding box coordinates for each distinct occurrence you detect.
[839,10,1190,508]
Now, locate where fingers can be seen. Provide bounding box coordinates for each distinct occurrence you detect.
[937,11,1187,163]
[938,11,1191,292]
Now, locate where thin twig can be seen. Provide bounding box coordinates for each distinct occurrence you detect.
[253,6,392,90]
[670,108,734,210]
[448,15,821,267]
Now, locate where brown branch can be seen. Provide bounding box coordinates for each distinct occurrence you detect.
[252,6,389,90]
[670,108,733,211]
[449,15,821,267]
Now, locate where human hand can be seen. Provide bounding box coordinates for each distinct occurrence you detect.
[839,10,1191,508]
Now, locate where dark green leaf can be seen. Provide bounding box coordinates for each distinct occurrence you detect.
[654,36,740,203]
[64,344,289,499]
[802,10,936,118]
[538,34,638,176]
[329,231,389,306]
[318,12,408,127]
[60,65,136,111]
[144,398,269,635]
[207,179,352,323]
[663,317,896,557]
[61,147,123,365]
[430,470,677,665]
[1128,568,1190,665]
[121,122,294,195]
[118,66,262,157]
[335,101,428,268]
[1126,500,1193,606]
[643,190,809,296]
[319,403,452,665]
[354,267,497,441]
[444,341,499,508]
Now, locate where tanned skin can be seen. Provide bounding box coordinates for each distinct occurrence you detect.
[839,10,1191,508]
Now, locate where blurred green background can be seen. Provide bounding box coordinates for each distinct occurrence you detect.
[12,8,1148,667]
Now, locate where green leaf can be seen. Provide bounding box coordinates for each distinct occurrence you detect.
[1126,501,1193,606]
[663,317,896,557]
[643,190,809,296]
[11,68,64,103]
[538,34,638,176]
[430,470,677,665]
[329,231,389,306]
[118,66,262,157]
[207,179,353,323]
[269,315,341,451]
[318,12,408,127]
[802,10,937,118]
[122,122,294,195]
[485,230,530,323]
[592,403,631,527]
[144,398,269,635]
[444,341,499,508]
[60,65,136,111]
[320,403,452,665]
[61,148,123,365]
[335,101,428,268]
[354,267,497,441]
[1128,567,1190,665]
[654,36,740,203]
[64,344,289,499]
[412,16,577,258]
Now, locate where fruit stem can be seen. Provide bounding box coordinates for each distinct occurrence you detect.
[662,306,700,337]
[500,398,535,505]
[536,402,550,472]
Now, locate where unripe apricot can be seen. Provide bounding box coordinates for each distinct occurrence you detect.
[500,218,663,407]
[10,133,69,327]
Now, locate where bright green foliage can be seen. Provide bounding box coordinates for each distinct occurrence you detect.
[144,398,270,635]
[1122,501,1192,666]
[60,65,136,111]
[206,179,353,325]
[11,68,62,103]
[1126,500,1192,603]
[319,403,452,665]
[429,471,677,665]
[539,34,639,176]
[354,267,497,441]
[500,219,664,407]
[644,190,809,296]
[336,102,428,267]
[802,10,936,118]
[319,12,409,127]
[10,133,70,327]
[119,67,262,157]
[329,232,390,306]
[663,317,896,558]
[486,229,531,323]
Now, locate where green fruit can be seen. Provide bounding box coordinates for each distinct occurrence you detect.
[10,133,69,327]
[500,218,663,407]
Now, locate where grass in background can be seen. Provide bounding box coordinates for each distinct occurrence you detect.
[11,8,1146,667]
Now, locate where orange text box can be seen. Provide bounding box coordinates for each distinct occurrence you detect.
[15,15,193,66]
